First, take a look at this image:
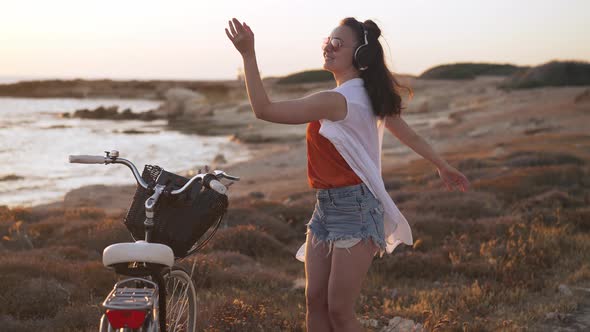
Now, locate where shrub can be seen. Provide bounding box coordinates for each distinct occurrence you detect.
[503,151,585,168]
[371,252,452,281]
[179,253,224,289]
[212,264,293,290]
[248,200,313,234]
[399,190,503,220]
[473,165,588,203]
[559,207,590,232]
[0,278,70,319]
[206,225,291,260]
[276,70,334,85]
[419,63,522,80]
[51,305,101,331]
[28,215,131,253]
[203,297,302,331]
[408,214,489,251]
[223,208,300,244]
[206,250,257,267]
[0,206,34,223]
[0,315,47,332]
[456,157,499,171]
[0,251,117,302]
[477,217,582,289]
[501,60,590,89]
[47,245,101,261]
[510,189,584,214]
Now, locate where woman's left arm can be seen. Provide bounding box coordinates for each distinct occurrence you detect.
[385,114,471,192]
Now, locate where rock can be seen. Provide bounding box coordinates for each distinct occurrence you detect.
[545,311,558,320]
[389,288,399,299]
[249,191,265,199]
[119,108,135,119]
[418,101,429,113]
[213,153,227,165]
[558,284,573,296]
[73,106,119,119]
[70,105,162,121]
[380,316,421,332]
[291,278,305,290]
[574,89,590,104]
[397,319,416,331]
[0,174,23,181]
[160,88,207,118]
[359,318,379,328]
[545,310,574,323]
[492,146,506,157]
[120,129,159,135]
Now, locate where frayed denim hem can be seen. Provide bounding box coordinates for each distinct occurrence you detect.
[306,227,386,258]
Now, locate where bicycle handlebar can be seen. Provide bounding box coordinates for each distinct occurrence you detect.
[69,151,240,195]
[69,155,108,164]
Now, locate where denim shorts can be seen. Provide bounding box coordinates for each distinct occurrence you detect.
[306,182,386,257]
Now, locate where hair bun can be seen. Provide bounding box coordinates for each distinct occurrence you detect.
[363,20,381,39]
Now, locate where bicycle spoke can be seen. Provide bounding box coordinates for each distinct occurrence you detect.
[166,274,193,331]
[163,269,196,332]
[168,283,186,319]
[166,277,181,313]
[174,287,190,329]
[168,281,184,329]
[173,286,191,328]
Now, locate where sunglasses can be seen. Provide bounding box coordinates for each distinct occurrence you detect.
[322,37,349,52]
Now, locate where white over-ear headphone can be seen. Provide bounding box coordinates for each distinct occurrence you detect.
[353,23,369,71]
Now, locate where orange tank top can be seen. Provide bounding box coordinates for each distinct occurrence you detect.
[306,120,363,189]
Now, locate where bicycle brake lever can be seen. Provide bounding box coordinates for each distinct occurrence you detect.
[213,170,240,181]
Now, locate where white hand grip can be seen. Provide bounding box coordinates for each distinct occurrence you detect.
[209,180,227,195]
[69,155,107,164]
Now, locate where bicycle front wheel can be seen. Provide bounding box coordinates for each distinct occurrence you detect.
[162,266,197,331]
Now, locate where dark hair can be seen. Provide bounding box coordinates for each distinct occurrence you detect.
[340,17,413,118]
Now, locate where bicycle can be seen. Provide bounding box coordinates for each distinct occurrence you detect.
[69,150,240,331]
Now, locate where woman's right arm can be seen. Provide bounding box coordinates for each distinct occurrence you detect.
[226,18,346,124]
[385,114,470,192]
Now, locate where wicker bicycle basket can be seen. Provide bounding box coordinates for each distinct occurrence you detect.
[123,165,228,258]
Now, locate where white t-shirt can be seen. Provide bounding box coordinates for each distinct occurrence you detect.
[295,77,414,262]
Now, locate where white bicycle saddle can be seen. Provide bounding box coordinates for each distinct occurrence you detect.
[103,241,174,267]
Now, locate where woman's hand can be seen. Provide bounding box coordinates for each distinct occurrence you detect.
[225,18,255,57]
[437,164,470,192]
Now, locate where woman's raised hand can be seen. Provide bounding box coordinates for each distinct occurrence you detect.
[225,18,255,57]
[437,164,471,192]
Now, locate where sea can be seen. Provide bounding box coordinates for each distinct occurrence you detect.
[0,96,250,207]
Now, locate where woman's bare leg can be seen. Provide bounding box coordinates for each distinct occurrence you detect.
[305,232,333,332]
[327,239,377,332]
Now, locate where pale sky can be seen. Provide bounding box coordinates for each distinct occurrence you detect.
[1,0,588,80]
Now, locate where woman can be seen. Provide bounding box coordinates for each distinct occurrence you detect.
[226,17,470,332]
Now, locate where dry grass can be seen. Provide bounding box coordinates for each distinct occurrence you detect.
[1,134,590,330]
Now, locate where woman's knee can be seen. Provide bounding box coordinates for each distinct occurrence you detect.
[306,287,328,311]
[327,298,355,325]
